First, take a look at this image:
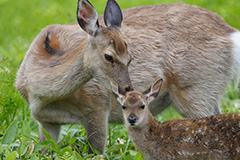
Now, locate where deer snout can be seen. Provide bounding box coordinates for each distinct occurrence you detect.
[123,85,133,92]
[128,114,137,125]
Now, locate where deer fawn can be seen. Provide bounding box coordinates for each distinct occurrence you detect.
[112,79,240,160]
[16,1,240,154]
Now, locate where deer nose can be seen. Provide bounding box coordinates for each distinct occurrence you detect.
[123,85,133,92]
[128,114,136,124]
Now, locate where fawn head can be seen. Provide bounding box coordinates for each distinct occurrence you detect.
[111,79,163,127]
[77,0,133,92]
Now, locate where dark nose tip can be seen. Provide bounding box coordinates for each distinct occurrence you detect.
[128,115,136,124]
[123,85,134,92]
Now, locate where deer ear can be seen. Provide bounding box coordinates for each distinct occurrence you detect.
[104,0,123,28]
[110,81,126,105]
[143,79,163,104]
[77,0,99,36]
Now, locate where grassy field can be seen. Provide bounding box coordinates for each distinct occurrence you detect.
[0,0,240,159]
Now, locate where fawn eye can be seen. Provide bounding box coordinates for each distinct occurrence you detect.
[104,54,114,63]
[140,105,145,109]
[122,106,126,110]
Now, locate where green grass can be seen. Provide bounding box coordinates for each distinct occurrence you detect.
[0,0,240,159]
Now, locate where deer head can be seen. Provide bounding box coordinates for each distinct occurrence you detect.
[77,0,133,92]
[111,79,163,127]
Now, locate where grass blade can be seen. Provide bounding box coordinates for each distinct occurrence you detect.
[6,151,18,160]
[2,119,18,144]
[41,127,60,152]
[21,120,31,142]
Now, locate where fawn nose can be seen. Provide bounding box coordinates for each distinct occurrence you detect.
[128,114,137,124]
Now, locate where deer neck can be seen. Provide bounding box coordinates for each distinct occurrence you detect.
[127,109,161,150]
[61,42,93,92]
[66,52,92,88]
[40,39,93,101]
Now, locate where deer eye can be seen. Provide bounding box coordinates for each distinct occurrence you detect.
[122,106,126,110]
[104,54,114,63]
[140,105,145,109]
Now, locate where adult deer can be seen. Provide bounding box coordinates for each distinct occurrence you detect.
[16,0,240,154]
[16,0,132,153]
[112,79,240,160]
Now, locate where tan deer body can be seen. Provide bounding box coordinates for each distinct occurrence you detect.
[16,0,132,153]
[16,2,240,153]
[113,80,240,160]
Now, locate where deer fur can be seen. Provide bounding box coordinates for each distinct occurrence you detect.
[113,79,240,160]
[16,1,240,154]
[15,0,132,153]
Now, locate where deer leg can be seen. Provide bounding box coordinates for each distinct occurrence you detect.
[38,122,61,142]
[82,109,109,154]
[30,102,83,142]
[29,94,110,154]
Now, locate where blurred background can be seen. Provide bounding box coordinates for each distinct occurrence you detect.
[0,0,239,159]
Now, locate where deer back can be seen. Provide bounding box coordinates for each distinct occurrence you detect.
[16,0,133,104]
[144,113,240,159]
[51,2,240,122]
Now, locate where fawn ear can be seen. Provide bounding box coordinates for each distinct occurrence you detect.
[110,80,126,105]
[143,79,163,104]
[77,0,99,36]
[104,0,123,28]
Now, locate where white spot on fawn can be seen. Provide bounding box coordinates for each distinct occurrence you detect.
[236,147,240,153]
[172,127,178,131]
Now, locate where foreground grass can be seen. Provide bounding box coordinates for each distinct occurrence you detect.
[0,0,240,159]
